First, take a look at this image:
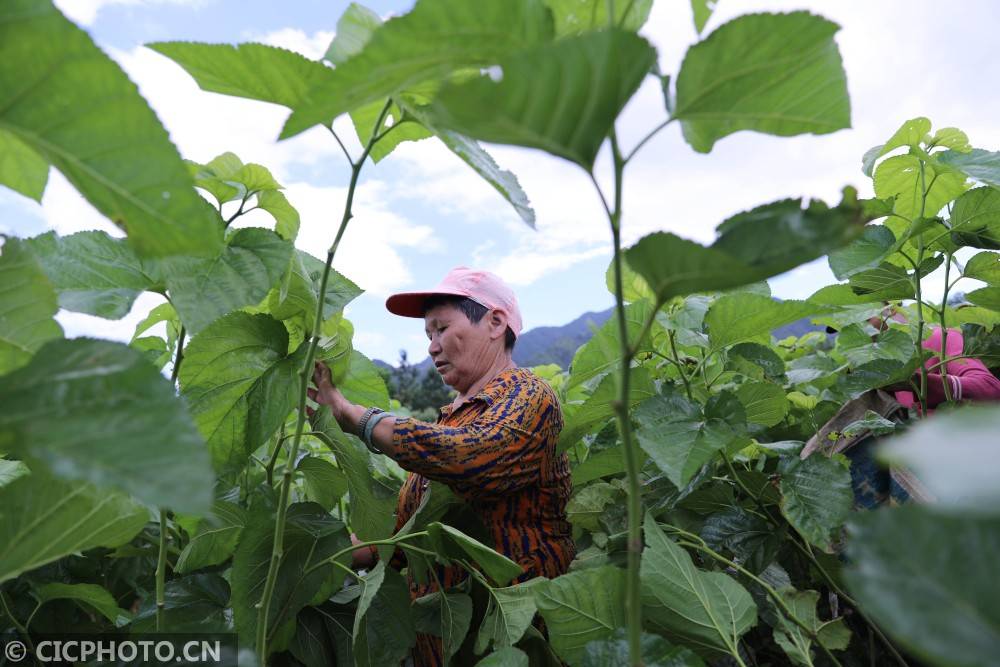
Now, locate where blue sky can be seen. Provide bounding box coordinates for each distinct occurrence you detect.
[4,0,1000,365]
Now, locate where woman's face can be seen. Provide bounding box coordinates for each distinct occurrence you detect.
[424,303,500,393]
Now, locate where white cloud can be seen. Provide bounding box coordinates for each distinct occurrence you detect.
[251,28,336,61]
[54,0,203,26]
[57,292,167,341]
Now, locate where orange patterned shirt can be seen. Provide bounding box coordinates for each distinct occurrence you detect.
[386,367,575,666]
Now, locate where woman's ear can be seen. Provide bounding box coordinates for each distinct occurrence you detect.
[488,309,509,340]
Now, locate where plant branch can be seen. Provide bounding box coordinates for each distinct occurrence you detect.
[325,124,355,166]
[667,330,694,400]
[0,589,34,653]
[625,118,674,163]
[255,99,393,661]
[156,325,186,631]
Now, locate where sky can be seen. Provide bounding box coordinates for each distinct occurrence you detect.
[4,0,1000,365]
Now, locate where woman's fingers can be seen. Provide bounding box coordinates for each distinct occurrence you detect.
[307,388,317,401]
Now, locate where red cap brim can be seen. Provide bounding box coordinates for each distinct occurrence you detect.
[385,289,470,318]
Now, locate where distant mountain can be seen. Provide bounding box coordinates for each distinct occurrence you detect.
[377,305,825,371]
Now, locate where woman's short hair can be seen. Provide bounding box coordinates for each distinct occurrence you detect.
[422,294,517,351]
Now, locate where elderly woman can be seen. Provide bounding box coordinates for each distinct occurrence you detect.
[308,266,575,666]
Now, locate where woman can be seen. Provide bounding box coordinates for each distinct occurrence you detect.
[308,266,575,666]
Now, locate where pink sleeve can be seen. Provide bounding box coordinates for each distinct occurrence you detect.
[922,328,1000,405]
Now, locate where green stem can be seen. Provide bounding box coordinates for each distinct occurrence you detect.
[601,128,645,667]
[255,100,393,662]
[0,589,34,654]
[303,532,432,577]
[667,330,694,400]
[265,424,285,488]
[912,161,929,416]
[156,325,186,630]
[939,252,954,402]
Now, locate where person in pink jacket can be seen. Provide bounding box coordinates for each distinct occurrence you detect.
[889,325,1000,411]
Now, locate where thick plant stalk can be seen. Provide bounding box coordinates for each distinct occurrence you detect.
[912,162,930,415]
[255,100,392,661]
[938,252,954,402]
[156,325,186,630]
[594,129,645,667]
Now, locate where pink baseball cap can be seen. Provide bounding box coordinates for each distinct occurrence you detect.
[385,266,523,337]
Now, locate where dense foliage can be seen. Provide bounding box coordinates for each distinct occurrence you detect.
[1,1,999,666]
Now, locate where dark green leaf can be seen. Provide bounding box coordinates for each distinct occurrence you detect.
[701,508,779,574]
[849,262,914,300]
[0,237,62,375]
[567,482,621,532]
[0,338,212,513]
[268,250,362,334]
[27,231,154,319]
[413,591,473,662]
[132,573,230,632]
[175,501,247,573]
[476,647,529,666]
[159,227,293,335]
[966,285,1000,311]
[0,458,29,488]
[0,471,148,584]
[772,588,850,666]
[845,506,1000,667]
[476,578,545,653]
[297,456,349,512]
[257,190,300,241]
[641,514,757,656]
[706,295,829,350]
[779,454,852,551]
[675,12,849,153]
[282,0,554,138]
[0,129,48,201]
[430,30,656,169]
[180,312,306,472]
[559,367,655,452]
[568,300,653,390]
[964,251,1000,284]
[427,522,524,585]
[352,561,417,667]
[1,1,222,258]
[828,224,896,280]
[735,382,789,427]
[232,504,351,655]
[33,582,131,627]
[582,628,705,665]
[533,566,627,665]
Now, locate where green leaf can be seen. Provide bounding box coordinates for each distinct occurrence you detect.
[706,295,828,350]
[428,522,525,585]
[159,227,293,335]
[430,30,654,169]
[533,566,627,665]
[930,127,970,152]
[606,256,656,304]
[950,186,1000,249]
[878,405,1000,515]
[353,99,434,164]
[476,578,545,653]
[0,338,212,513]
[735,381,789,427]
[180,312,306,472]
[861,117,931,177]
[874,154,968,220]
[296,456,349,512]
[413,591,473,662]
[568,300,653,390]
[772,588,850,666]
[231,504,351,655]
[268,250,363,334]
[0,458,29,488]
[546,0,653,36]
[131,573,230,632]
[779,454,852,551]
[701,507,779,574]
[965,251,1000,284]
[641,514,757,656]
[476,647,529,666]
[710,191,870,280]
[281,0,554,138]
[841,410,897,438]
[149,42,333,110]
[559,367,655,452]
[689,0,717,34]
[937,148,1000,187]
[399,101,536,227]
[325,3,382,64]
[352,561,417,667]
[0,129,48,201]
[634,392,744,488]
[257,190,300,241]
[0,237,63,376]
[675,12,849,153]
[339,350,391,410]
[836,326,912,366]
[0,471,147,584]
[828,224,897,280]
[845,506,1000,667]
[1,1,222,258]
[309,409,398,542]
[848,262,914,300]
[27,231,154,319]
[33,582,132,627]
[175,501,247,573]
[966,286,1000,311]
[581,628,706,666]
[567,482,620,532]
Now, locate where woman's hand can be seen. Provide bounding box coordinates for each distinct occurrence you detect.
[350,532,377,570]
[307,362,353,431]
